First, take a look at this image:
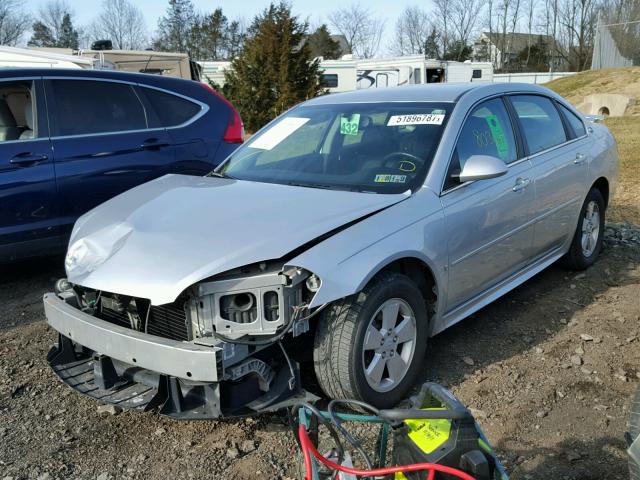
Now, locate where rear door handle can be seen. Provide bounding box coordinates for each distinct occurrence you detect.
[574,153,585,165]
[512,177,531,192]
[140,138,171,150]
[10,152,49,165]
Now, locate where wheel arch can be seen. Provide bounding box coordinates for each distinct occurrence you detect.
[356,254,440,320]
[592,176,610,209]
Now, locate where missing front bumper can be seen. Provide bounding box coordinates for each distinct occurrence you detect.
[44,293,315,419]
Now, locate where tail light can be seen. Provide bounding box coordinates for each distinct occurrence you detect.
[200,83,244,144]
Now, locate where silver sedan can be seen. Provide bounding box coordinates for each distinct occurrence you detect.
[45,82,618,417]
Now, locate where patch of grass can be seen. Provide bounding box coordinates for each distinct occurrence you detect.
[603,116,640,224]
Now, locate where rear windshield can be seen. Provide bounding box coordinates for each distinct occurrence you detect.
[218,102,452,194]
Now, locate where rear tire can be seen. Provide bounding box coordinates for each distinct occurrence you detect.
[630,386,640,479]
[313,271,428,408]
[562,188,605,270]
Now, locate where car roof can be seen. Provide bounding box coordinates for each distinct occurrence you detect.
[0,67,192,86]
[304,82,551,106]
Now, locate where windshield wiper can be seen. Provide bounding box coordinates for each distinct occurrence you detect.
[207,171,235,179]
[285,181,337,190]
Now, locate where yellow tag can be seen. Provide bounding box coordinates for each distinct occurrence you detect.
[394,473,408,480]
[404,408,452,454]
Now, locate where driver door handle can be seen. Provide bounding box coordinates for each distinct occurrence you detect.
[10,152,49,165]
[512,177,531,192]
[140,138,171,150]
[574,153,585,165]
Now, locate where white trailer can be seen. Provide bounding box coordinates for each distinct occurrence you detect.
[0,46,93,69]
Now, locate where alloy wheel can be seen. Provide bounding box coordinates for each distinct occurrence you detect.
[581,200,600,257]
[361,298,417,393]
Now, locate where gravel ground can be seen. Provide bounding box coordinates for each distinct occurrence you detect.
[1,223,639,480]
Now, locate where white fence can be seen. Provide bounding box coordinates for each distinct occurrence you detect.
[492,72,576,84]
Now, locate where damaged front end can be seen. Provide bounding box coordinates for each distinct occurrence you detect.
[45,263,322,419]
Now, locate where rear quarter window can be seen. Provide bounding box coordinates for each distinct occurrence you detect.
[139,87,202,128]
[558,103,587,137]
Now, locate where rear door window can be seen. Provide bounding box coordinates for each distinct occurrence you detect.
[139,87,201,128]
[558,103,587,138]
[510,95,568,154]
[48,80,147,137]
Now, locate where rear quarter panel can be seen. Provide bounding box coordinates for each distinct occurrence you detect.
[588,122,619,199]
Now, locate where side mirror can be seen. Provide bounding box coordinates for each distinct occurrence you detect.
[458,155,508,183]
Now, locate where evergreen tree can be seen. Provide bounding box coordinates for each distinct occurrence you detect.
[423,28,441,59]
[27,1,79,48]
[223,2,321,132]
[58,13,79,48]
[154,0,197,52]
[306,24,342,59]
[442,41,472,61]
[188,8,229,60]
[224,20,244,59]
[28,21,56,47]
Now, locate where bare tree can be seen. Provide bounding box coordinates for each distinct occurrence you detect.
[525,0,537,64]
[92,0,148,50]
[392,6,433,55]
[432,0,452,55]
[450,0,485,57]
[0,0,30,45]
[556,0,598,69]
[328,4,385,58]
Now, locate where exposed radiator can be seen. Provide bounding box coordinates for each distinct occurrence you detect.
[96,293,190,342]
[147,302,190,341]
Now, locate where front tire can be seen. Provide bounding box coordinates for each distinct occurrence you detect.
[630,386,640,479]
[563,188,605,270]
[313,272,428,408]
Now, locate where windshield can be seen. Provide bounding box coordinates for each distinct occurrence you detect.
[217,102,452,194]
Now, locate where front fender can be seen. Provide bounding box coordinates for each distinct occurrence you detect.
[287,189,449,331]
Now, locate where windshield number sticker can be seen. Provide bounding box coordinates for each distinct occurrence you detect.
[340,114,360,135]
[375,174,407,183]
[387,114,445,126]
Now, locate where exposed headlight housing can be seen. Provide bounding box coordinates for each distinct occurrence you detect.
[305,274,321,292]
[54,278,73,294]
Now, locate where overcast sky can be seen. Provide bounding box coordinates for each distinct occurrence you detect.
[26,0,423,47]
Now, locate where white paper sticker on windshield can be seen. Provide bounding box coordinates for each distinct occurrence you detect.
[249,117,310,150]
[375,174,407,183]
[387,114,445,126]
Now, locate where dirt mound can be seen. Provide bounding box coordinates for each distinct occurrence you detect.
[546,67,640,115]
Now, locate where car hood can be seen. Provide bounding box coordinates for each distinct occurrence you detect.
[66,174,408,305]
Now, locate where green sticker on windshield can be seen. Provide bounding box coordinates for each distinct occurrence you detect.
[340,114,360,135]
[485,114,508,160]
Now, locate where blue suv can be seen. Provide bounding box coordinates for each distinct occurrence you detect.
[0,69,243,262]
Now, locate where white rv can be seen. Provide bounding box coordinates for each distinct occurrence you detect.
[318,56,358,93]
[0,46,93,69]
[199,61,233,87]
[354,55,493,89]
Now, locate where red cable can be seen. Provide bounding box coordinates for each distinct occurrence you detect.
[298,425,476,480]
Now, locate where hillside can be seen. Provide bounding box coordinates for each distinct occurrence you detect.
[547,68,640,224]
[546,67,640,116]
